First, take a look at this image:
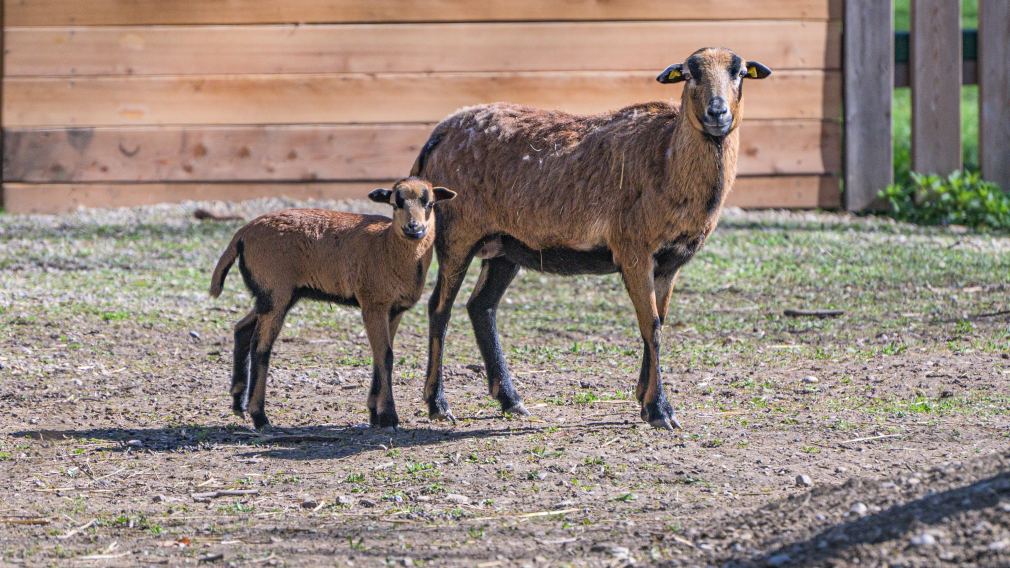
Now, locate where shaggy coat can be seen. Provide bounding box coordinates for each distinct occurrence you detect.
[412,48,770,428]
[209,177,455,430]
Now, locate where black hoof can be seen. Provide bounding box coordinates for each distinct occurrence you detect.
[641,397,681,430]
[232,394,245,417]
[502,401,531,417]
[370,409,400,429]
[427,397,456,424]
[251,411,270,431]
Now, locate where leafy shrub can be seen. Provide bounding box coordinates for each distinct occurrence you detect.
[879,170,1010,230]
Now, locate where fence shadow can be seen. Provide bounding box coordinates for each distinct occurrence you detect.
[728,467,1010,567]
[10,419,632,462]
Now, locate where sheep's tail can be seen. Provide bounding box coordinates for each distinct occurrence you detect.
[209,234,243,298]
[410,131,443,177]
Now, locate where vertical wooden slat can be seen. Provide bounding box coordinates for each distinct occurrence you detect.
[910,0,961,175]
[1,0,5,210]
[978,0,1010,191]
[844,0,892,211]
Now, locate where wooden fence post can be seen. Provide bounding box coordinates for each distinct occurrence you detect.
[910,0,961,175]
[844,0,893,211]
[979,0,1010,191]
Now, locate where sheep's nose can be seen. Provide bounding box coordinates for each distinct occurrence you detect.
[706,98,729,120]
[406,220,422,231]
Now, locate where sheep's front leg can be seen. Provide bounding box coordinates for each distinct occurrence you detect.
[363,306,398,429]
[620,261,681,430]
[424,248,471,423]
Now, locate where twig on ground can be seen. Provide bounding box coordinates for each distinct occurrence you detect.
[58,518,96,539]
[783,309,845,318]
[1,517,50,525]
[840,433,902,445]
[194,208,244,222]
[191,489,259,502]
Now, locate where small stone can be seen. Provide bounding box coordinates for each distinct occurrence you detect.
[445,493,470,505]
[849,502,868,516]
[795,475,813,488]
[126,439,143,448]
[989,539,1009,551]
[337,495,355,506]
[189,331,201,340]
[152,494,167,503]
[802,376,819,384]
[300,499,319,509]
[906,477,921,486]
[910,533,937,547]
[835,466,848,474]
[359,499,376,508]
[767,553,791,566]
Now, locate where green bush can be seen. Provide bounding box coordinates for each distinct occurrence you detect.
[880,170,1010,230]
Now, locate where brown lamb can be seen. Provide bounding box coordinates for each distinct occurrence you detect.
[209,177,456,430]
[411,47,770,429]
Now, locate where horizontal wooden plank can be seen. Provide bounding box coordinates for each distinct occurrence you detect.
[724,175,840,209]
[3,120,840,183]
[2,71,840,127]
[5,21,840,77]
[3,176,840,214]
[4,1,842,26]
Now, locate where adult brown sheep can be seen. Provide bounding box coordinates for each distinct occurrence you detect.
[412,47,771,429]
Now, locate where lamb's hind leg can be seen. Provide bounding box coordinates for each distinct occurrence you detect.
[466,257,528,416]
[245,295,291,431]
[231,310,257,417]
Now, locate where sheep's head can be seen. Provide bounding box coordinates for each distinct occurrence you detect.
[656,47,771,138]
[368,177,456,240]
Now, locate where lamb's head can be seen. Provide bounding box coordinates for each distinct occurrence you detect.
[368,177,456,240]
[656,47,771,138]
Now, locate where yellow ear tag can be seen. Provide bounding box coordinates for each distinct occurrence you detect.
[747,66,758,78]
[668,69,682,81]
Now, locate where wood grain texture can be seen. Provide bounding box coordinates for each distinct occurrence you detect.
[5,21,840,77]
[911,0,961,174]
[3,121,840,183]
[844,0,892,212]
[978,0,1010,191]
[2,176,841,214]
[4,0,843,26]
[2,70,841,127]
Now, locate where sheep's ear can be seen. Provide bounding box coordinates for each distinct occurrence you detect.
[656,63,685,84]
[368,188,393,204]
[745,61,772,79]
[432,187,457,202]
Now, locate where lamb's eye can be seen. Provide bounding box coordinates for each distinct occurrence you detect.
[394,194,405,208]
[739,68,748,78]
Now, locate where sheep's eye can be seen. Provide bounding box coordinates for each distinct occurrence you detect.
[420,197,430,208]
[394,193,405,208]
[738,68,747,78]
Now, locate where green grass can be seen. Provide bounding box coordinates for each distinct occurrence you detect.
[894,0,977,31]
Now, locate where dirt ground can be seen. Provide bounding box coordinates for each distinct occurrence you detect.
[1,199,1008,567]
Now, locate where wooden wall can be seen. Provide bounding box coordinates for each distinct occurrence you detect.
[1,0,842,214]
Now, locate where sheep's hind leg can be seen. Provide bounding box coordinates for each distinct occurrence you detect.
[467,257,528,416]
[364,306,398,429]
[424,245,473,423]
[230,310,257,417]
[620,262,681,430]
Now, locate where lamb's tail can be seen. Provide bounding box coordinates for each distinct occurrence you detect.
[410,131,443,177]
[209,234,243,298]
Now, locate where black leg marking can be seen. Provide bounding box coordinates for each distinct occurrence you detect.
[466,258,527,414]
[231,313,256,416]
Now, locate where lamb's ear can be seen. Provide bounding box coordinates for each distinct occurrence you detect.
[656,63,685,84]
[432,187,457,202]
[368,188,393,204]
[745,61,772,79]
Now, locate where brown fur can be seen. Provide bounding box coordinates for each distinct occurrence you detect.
[209,177,455,430]
[412,48,770,428]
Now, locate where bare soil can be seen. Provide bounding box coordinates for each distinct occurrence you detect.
[1,200,1008,567]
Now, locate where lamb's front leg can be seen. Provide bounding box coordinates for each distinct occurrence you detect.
[620,260,681,430]
[362,306,398,429]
